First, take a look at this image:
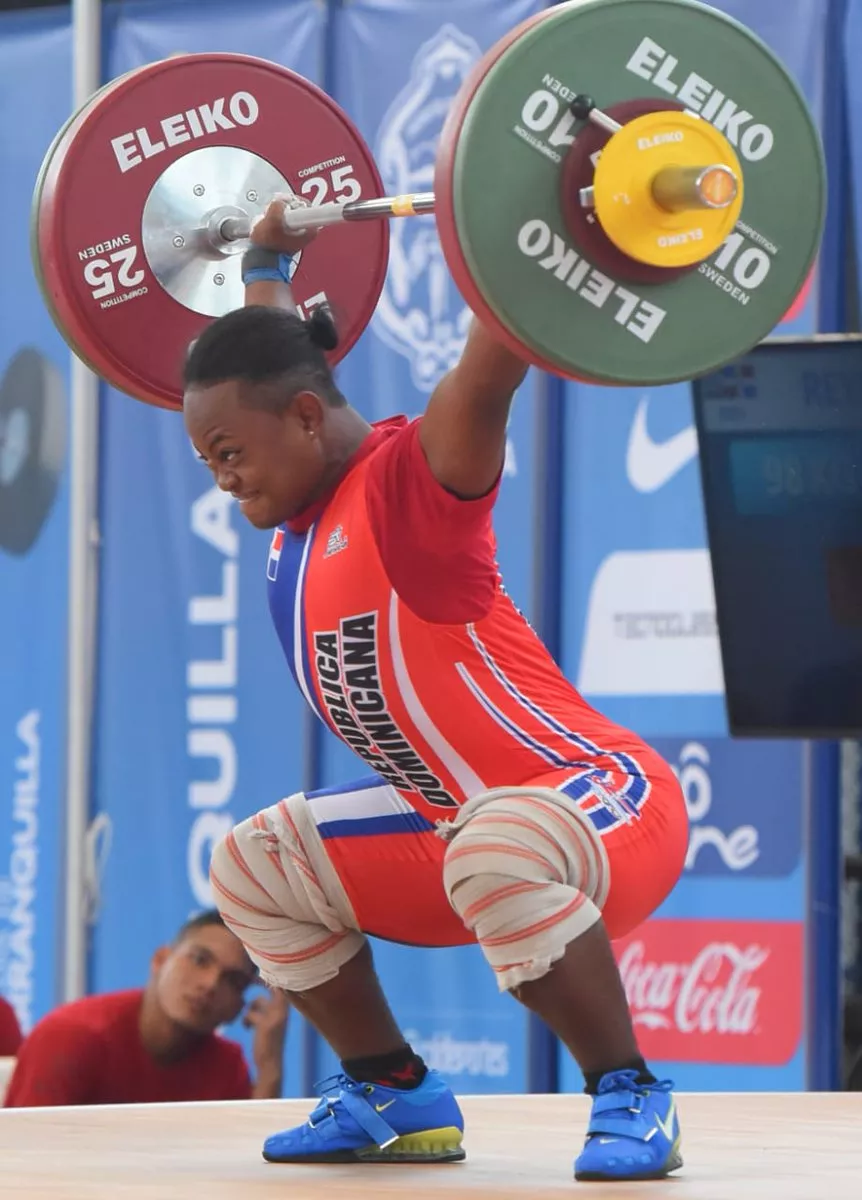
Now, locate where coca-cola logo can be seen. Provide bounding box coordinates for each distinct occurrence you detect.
[620,939,768,1035]
[614,919,803,1065]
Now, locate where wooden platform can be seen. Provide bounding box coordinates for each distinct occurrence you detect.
[0,1092,858,1198]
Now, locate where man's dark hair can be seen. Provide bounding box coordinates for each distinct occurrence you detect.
[173,908,227,945]
[183,305,346,410]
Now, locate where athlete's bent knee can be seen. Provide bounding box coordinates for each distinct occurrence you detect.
[209,794,365,992]
[441,786,611,991]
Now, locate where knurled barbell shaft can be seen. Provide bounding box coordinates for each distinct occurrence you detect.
[218,191,437,243]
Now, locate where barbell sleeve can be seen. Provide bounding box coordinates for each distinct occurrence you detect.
[651,164,739,212]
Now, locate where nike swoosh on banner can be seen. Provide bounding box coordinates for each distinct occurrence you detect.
[626,396,699,493]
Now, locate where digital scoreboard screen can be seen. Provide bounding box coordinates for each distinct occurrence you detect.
[692,337,862,737]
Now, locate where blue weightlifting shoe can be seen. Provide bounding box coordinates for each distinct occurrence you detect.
[262,1069,465,1164]
[574,1070,682,1182]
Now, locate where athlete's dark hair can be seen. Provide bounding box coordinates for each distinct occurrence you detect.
[183,304,346,410]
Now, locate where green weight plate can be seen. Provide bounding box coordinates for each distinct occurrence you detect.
[446,0,826,386]
[435,5,603,385]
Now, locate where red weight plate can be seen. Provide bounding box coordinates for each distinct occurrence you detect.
[37,53,389,409]
[559,98,696,287]
[434,7,600,385]
[32,66,149,375]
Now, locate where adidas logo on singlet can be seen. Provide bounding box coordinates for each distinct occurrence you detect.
[324,525,349,558]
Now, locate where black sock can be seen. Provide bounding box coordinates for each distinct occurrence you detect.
[583,1057,657,1096]
[343,1044,428,1090]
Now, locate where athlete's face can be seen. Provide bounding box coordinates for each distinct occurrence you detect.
[184,380,328,527]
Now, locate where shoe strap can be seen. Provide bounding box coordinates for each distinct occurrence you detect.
[587,1112,650,1139]
[339,1085,399,1149]
[592,1088,641,1116]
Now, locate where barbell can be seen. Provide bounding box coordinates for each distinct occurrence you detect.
[31,0,826,409]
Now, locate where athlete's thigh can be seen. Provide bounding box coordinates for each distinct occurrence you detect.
[303,775,473,948]
[523,762,688,940]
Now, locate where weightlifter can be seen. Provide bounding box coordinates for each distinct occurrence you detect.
[183,195,689,1182]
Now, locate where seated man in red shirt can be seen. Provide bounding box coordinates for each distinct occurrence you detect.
[0,994,22,1056]
[4,909,289,1107]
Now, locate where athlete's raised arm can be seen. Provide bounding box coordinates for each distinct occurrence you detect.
[239,195,318,312]
[418,319,529,499]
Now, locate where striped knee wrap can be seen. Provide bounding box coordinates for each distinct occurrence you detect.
[440,787,611,990]
[209,792,365,992]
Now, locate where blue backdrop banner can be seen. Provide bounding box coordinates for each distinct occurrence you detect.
[90,0,325,1096]
[0,7,72,1035]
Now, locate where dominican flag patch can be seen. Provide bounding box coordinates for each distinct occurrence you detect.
[267,528,285,581]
